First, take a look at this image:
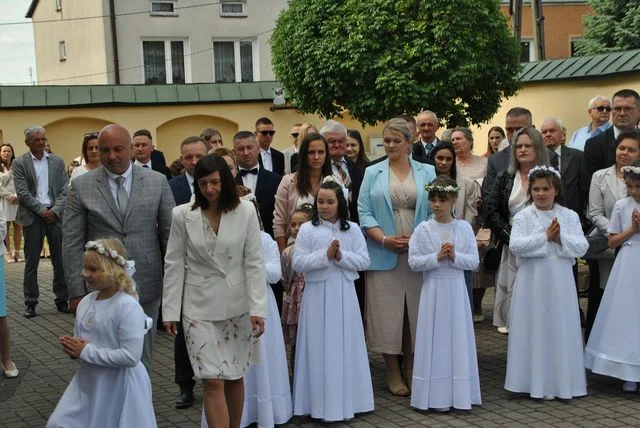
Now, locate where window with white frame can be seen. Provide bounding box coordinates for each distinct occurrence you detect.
[150,0,177,16]
[213,40,255,83]
[142,40,187,84]
[220,0,247,17]
[55,0,62,12]
[520,40,535,62]
[58,41,66,61]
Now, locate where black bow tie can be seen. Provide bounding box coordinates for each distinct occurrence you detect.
[239,168,258,176]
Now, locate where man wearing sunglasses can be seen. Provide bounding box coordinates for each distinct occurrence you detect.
[283,124,302,175]
[255,117,285,176]
[568,95,612,151]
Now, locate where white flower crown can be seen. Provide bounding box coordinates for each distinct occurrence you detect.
[424,183,460,193]
[84,241,137,279]
[621,165,640,175]
[528,165,561,179]
[322,174,345,187]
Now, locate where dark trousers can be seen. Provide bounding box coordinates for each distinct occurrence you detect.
[175,321,195,390]
[354,273,365,320]
[22,216,67,305]
[584,259,603,341]
[271,282,284,315]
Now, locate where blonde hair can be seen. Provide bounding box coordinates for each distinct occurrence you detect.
[83,238,137,297]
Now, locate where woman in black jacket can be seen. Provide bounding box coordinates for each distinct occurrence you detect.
[486,127,549,334]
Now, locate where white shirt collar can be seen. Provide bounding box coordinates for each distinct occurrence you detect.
[260,148,271,155]
[105,162,133,182]
[185,171,194,185]
[134,159,152,168]
[30,151,50,162]
[239,163,260,172]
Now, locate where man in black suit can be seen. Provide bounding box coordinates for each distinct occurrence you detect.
[581,89,640,195]
[541,117,584,216]
[150,148,167,168]
[255,117,285,176]
[234,131,284,311]
[580,88,640,339]
[413,110,440,160]
[166,136,208,409]
[132,129,172,180]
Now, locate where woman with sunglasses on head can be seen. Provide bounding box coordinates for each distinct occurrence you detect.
[70,133,102,183]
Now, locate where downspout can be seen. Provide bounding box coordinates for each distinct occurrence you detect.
[109,0,120,84]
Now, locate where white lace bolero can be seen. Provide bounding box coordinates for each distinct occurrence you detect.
[260,231,282,284]
[509,204,588,259]
[408,219,479,272]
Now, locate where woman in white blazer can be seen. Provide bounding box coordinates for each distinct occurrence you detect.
[588,134,640,288]
[163,154,268,428]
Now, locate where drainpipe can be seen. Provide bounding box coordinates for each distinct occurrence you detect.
[109,0,120,84]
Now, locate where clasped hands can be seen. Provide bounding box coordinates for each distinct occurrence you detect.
[327,239,343,261]
[383,234,410,254]
[632,209,640,233]
[437,242,456,261]
[60,335,88,359]
[546,217,562,244]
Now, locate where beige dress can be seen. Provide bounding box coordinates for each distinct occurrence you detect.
[182,212,258,380]
[365,170,423,354]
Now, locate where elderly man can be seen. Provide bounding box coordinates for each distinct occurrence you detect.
[13,126,69,318]
[413,110,440,159]
[319,120,363,223]
[255,117,285,176]
[540,117,584,216]
[62,124,175,372]
[568,96,612,151]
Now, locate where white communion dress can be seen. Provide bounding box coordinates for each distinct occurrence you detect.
[505,204,588,399]
[408,218,481,410]
[47,291,156,428]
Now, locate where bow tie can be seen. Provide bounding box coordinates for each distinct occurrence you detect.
[239,168,258,176]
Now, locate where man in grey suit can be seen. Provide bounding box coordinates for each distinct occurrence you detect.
[62,124,175,371]
[13,126,70,318]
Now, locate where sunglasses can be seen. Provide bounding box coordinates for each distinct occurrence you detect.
[290,132,299,139]
[83,132,99,141]
[258,130,276,136]
[593,106,612,112]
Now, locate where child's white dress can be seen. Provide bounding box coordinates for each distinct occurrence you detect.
[586,197,640,380]
[505,204,588,399]
[292,220,373,422]
[47,291,156,428]
[408,218,481,410]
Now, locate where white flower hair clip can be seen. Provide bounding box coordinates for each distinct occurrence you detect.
[528,165,561,179]
[424,183,460,193]
[85,241,127,268]
[621,165,640,175]
[322,174,345,187]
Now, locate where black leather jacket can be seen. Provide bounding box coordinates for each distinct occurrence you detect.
[485,170,516,246]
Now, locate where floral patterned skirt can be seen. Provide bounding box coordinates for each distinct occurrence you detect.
[281,273,305,345]
[182,313,259,380]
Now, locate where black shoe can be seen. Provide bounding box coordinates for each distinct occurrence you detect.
[175,389,195,409]
[56,302,71,314]
[24,304,36,318]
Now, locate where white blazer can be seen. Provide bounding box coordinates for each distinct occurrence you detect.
[162,200,267,322]
[588,165,626,237]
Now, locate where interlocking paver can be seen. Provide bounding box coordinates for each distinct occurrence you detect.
[2,260,640,427]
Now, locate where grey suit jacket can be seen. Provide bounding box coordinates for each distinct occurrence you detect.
[62,165,175,303]
[13,152,69,227]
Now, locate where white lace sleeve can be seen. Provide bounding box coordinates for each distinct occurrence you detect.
[335,224,370,272]
[509,208,549,257]
[451,220,480,271]
[261,232,282,284]
[557,208,589,259]
[408,221,440,272]
[292,223,330,273]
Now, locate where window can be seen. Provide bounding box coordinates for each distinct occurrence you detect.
[570,38,582,57]
[55,0,62,11]
[142,40,187,84]
[213,40,255,83]
[150,1,177,16]
[58,41,66,61]
[220,0,247,17]
[520,40,534,62]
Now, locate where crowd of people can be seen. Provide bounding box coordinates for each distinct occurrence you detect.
[0,88,639,427]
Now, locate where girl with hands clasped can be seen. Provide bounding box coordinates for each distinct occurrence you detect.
[505,166,588,400]
[292,177,373,422]
[586,159,640,393]
[47,239,156,428]
[408,176,481,412]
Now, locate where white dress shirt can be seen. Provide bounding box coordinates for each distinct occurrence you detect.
[260,148,273,172]
[134,159,152,169]
[554,145,562,171]
[105,163,133,207]
[239,164,260,193]
[185,171,195,195]
[31,151,51,207]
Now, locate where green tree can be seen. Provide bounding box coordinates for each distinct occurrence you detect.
[270,0,521,127]
[576,0,640,56]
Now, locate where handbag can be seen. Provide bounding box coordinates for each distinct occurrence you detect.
[483,235,504,273]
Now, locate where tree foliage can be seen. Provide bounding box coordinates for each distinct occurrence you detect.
[576,0,640,56]
[270,0,521,127]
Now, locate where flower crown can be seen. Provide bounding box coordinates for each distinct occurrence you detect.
[621,165,640,176]
[528,165,561,179]
[424,183,460,193]
[322,174,345,187]
[85,241,127,267]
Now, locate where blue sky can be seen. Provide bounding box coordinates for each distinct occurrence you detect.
[0,0,37,85]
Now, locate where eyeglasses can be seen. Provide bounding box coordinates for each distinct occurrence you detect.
[592,106,612,112]
[290,132,299,139]
[258,130,276,136]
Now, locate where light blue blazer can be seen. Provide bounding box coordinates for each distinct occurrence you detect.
[357,158,436,270]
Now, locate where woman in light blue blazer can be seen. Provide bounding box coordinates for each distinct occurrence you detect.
[357,118,436,397]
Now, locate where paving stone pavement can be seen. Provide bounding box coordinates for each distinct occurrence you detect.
[1,260,639,427]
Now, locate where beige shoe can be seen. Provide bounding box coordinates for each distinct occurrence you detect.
[386,370,410,396]
[13,251,23,262]
[2,361,18,378]
[4,254,14,263]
